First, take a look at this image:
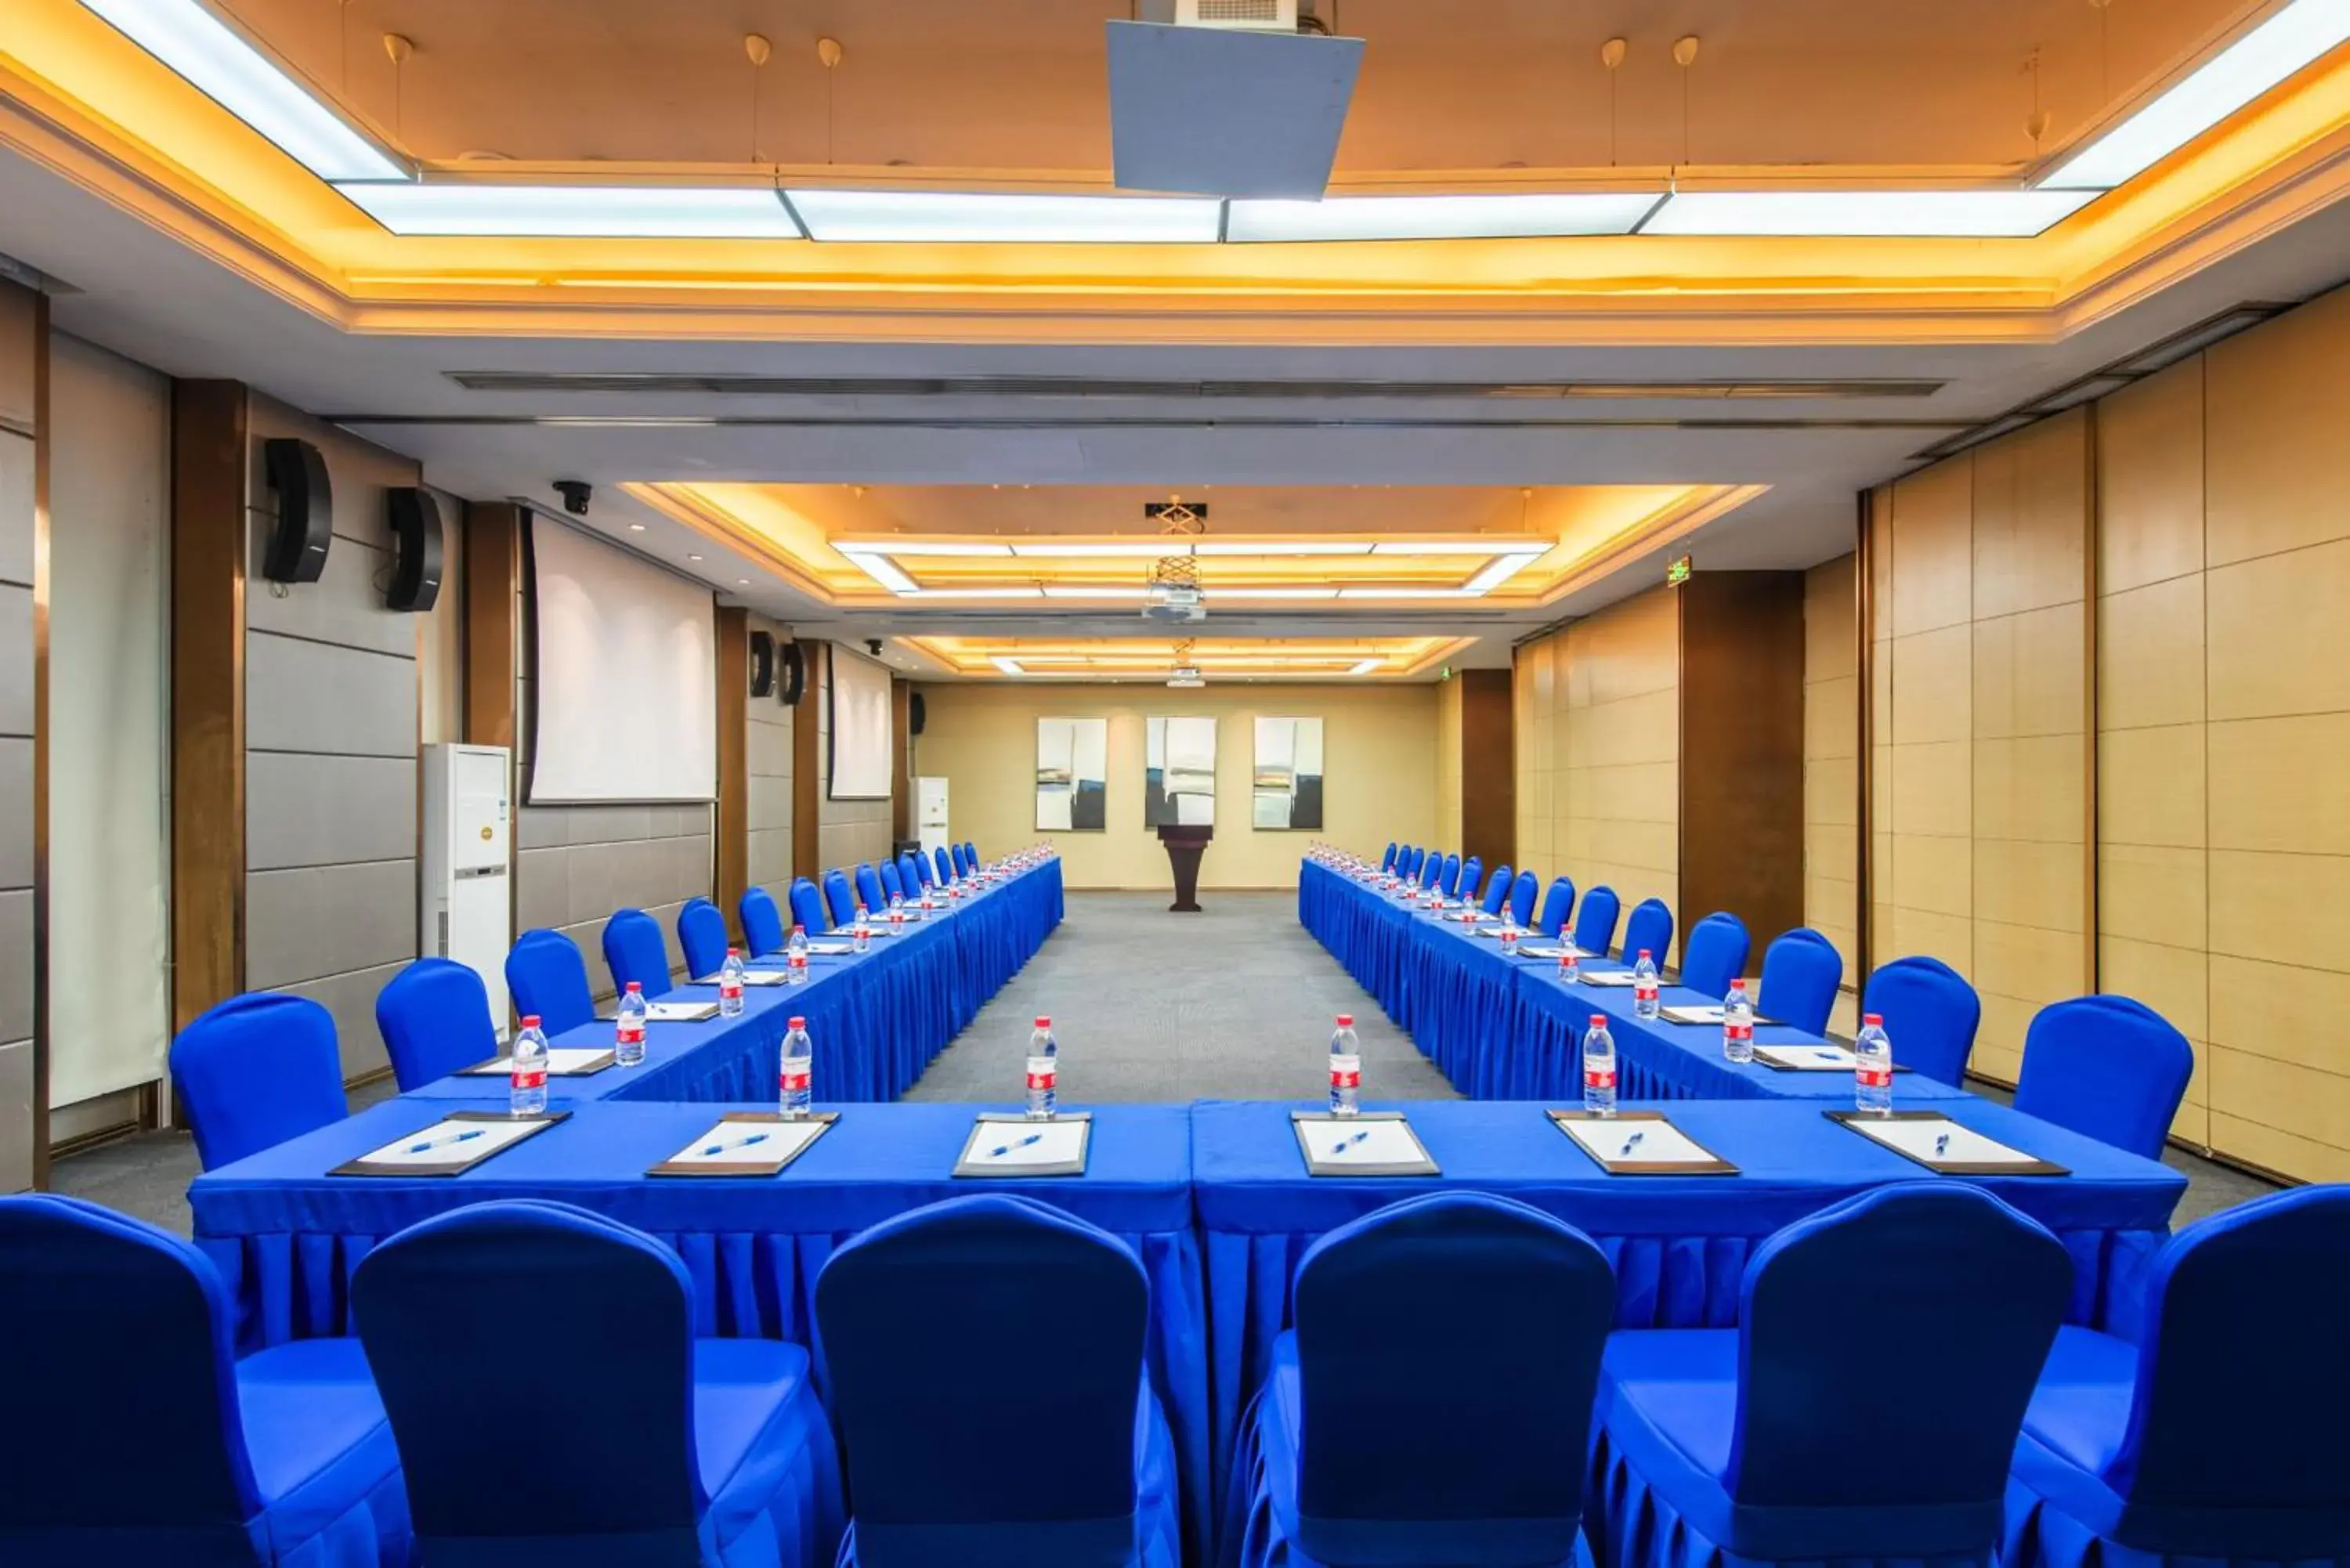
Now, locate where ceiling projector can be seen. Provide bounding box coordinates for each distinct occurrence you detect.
[1166,665,1206,688]
[1143,580,1207,623]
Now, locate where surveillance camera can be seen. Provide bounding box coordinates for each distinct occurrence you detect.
[866,638,884,657]
[553,480,592,516]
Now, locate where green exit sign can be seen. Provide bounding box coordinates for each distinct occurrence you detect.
[1666,554,1694,587]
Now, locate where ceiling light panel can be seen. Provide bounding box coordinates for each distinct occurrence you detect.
[989,657,1027,676]
[1041,587,1150,598]
[1206,587,1342,600]
[1188,541,1372,557]
[1642,189,2098,237]
[1226,193,1658,242]
[1008,542,1184,558]
[1462,551,1547,594]
[836,540,1014,557]
[1365,540,1549,556]
[786,190,1220,244]
[336,182,805,238]
[895,587,1044,599]
[2041,0,2350,190]
[81,0,405,181]
[840,551,918,594]
[1348,659,1382,675]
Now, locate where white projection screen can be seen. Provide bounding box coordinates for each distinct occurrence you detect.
[527,520,717,803]
[829,645,893,800]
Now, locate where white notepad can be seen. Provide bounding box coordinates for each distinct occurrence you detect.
[1553,1117,1722,1169]
[1578,970,1641,988]
[953,1113,1091,1176]
[691,969,787,988]
[1755,1043,1858,1071]
[339,1116,548,1171]
[1835,1114,2063,1172]
[657,1117,830,1169]
[459,1047,613,1078]
[1292,1113,1440,1176]
[644,1000,720,1023]
[806,942,856,956]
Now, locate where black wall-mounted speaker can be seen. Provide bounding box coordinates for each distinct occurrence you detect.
[261,437,333,584]
[749,630,776,697]
[779,641,808,706]
[909,691,927,735]
[384,488,443,612]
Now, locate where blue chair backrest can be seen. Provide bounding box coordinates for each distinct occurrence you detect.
[376,957,497,1091]
[168,992,346,1171]
[1508,869,1539,927]
[2111,1187,2350,1516]
[935,846,954,883]
[879,859,905,903]
[2014,995,2193,1159]
[1456,856,1482,902]
[1679,913,1751,999]
[1759,927,1843,1036]
[742,887,787,956]
[902,851,929,891]
[353,1201,705,1549]
[786,878,829,937]
[1419,851,1442,889]
[602,908,673,998]
[949,844,967,878]
[1478,863,1513,915]
[823,869,858,928]
[1291,1193,1615,1566]
[1536,877,1576,937]
[1571,885,1620,956]
[506,927,596,1036]
[677,897,728,979]
[963,841,978,873]
[854,863,885,912]
[1440,854,1463,898]
[1733,1186,2070,1514]
[1862,956,1979,1088]
[1622,898,1674,967]
[816,1196,1147,1568]
[1380,843,1397,873]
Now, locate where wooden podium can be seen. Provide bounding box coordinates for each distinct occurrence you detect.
[1156,824,1212,912]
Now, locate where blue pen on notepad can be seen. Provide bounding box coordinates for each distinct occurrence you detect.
[987,1133,1047,1159]
[699,1132,772,1158]
[1326,1129,1372,1158]
[1619,1131,1645,1158]
[1934,1133,1950,1158]
[404,1129,486,1155]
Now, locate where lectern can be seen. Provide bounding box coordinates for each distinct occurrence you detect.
[1156,825,1212,912]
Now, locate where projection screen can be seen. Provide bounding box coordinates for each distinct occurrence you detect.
[527,519,717,804]
[828,644,894,800]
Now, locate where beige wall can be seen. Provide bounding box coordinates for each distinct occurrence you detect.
[913,682,1438,889]
[1435,675,1463,851]
[1804,555,1860,1033]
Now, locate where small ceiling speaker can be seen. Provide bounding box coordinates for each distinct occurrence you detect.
[779,641,808,706]
[749,629,776,697]
[261,437,333,584]
[385,487,443,612]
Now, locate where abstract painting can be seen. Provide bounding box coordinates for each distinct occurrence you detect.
[1035,716,1108,831]
[1144,715,1217,827]
[1253,716,1325,830]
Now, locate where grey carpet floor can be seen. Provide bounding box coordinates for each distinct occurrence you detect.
[55,891,2269,1234]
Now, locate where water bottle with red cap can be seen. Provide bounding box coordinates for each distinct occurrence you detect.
[1025,1016,1058,1121]
[1329,1014,1361,1117]
[510,1016,548,1116]
[1582,1013,1618,1118]
[779,1016,812,1118]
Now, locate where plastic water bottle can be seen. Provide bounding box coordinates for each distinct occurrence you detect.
[1632,950,1661,1021]
[1582,1014,1618,1118]
[718,948,747,1017]
[1722,979,1755,1064]
[1025,1015,1058,1121]
[779,1015,812,1118]
[510,1015,549,1116]
[1559,945,1581,986]
[786,924,809,986]
[851,916,870,955]
[1856,1012,1895,1115]
[615,981,648,1066]
[1328,1013,1361,1118]
[1498,919,1520,958]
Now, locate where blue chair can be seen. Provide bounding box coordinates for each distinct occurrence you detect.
[1757,927,1843,1037]
[1379,843,1397,873]
[963,841,979,874]
[2004,1187,2350,1568]
[168,993,346,1172]
[353,1201,842,1568]
[1477,863,1513,916]
[1622,898,1674,967]
[2012,996,2193,1159]
[902,851,930,891]
[789,877,831,937]
[678,896,730,978]
[878,859,904,904]
[816,1195,1179,1568]
[1254,1193,1616,1568]
[1535,877,1577,938]
[824,869,859,928]
[1440,854,1464,898]
[1863,956,1979,1088]
[1590,1186,2072,1568]
[949,843,970,879]
[743,886,789,956]
[1508,869,1539,927]
[1571,885,1621,957]
[935,846,955,884]
[1679,913,1751,999]
[602,907,674,999]
[375,957,497,1091]
[854,863,885,912]
[1456,857,1484,905]
[506,927,596,1036]
[0,1193,410,1566]
[1418,851,1443,890]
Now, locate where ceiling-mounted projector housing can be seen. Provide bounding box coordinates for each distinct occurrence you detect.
[1167,666,1206,688]
[1168,0,1297,30]
[1143,581,1207,623]
[1106,12,1361,199]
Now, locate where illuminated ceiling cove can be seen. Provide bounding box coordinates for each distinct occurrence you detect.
[904,636,1473,681]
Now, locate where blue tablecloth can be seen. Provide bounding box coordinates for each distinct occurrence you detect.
[1300,860,1968,1104]
[1191,1097,2186,1530]
[406,859,1063,1106]
[190,1093,1209,1557]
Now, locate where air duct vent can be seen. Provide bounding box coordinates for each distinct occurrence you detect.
[1175,0,1296,29]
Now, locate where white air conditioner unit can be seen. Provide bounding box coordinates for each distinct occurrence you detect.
[1142,581,1207,623]
[1173,0,1298,30]
[1167,666,1206,688]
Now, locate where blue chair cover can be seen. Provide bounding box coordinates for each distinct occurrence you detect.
[1395,846,1415,877]
[1679,913,1750,999]
[824,870,859,928]
[1456,858,1484,905]
[786,878,830,937]
[0,1193,410,1568]
[1591,1185,2071,1568]
[1622,898,1674,968]
[374,958,497,1092]
[1379,844,1397,873]
[878,860,904,903]
[169,993,347,1172]
[1863,956,1979,1088]
[945,844,964,879]
[854,864,885,912]
[1439,854,1463,898]
[603,908,674,999]
[1477,864,1513,916]
[505,928,596,1037]
[2012,996,2193,1160]
[963,842,979,874]
[901,851,928,892]
[678,897,730,979]
[2005,1187,2350,1568]
[1418,851,1442,890]
[1757,927,1843,1038]
[1536,877,1577,938]
[935,847,955,883]
[742,887,788,956]
[1507,869,1540,928]
[1262,1192,1616,1568]
[1571,886,1621,957]
[352,1200,842,1568]
[816,1195,1178,1568]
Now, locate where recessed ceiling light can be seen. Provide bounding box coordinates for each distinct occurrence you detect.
[334,182,807,238]
[1227,193,1658,243]
[737,578,751,585]
[1641,189,2096,237]
[784,189,1221,244]
[627,523,646,532]
[686,553,703,562]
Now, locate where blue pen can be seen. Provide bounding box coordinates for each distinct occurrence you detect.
[1934,1133,1950,1158]
[1327,1129,1372,1157]
[1619,1131,1645,1158]
[987,1133,1047,1159]
[699,1132,772,1158]
[405,1129,486,1155]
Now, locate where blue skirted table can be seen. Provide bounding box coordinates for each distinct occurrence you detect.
[1194,1096,2186,1555]
[190,1094,1211,1559]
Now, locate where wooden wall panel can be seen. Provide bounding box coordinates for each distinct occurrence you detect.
[790,640,823,883]
[461,503,522,749]
[1804,555,1860,1026]
[1437,674,1464,851]
[714,607,748,937]
[1679,572,1806,972]
[1457,670,1515,874]
[1562,587,1680,956]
